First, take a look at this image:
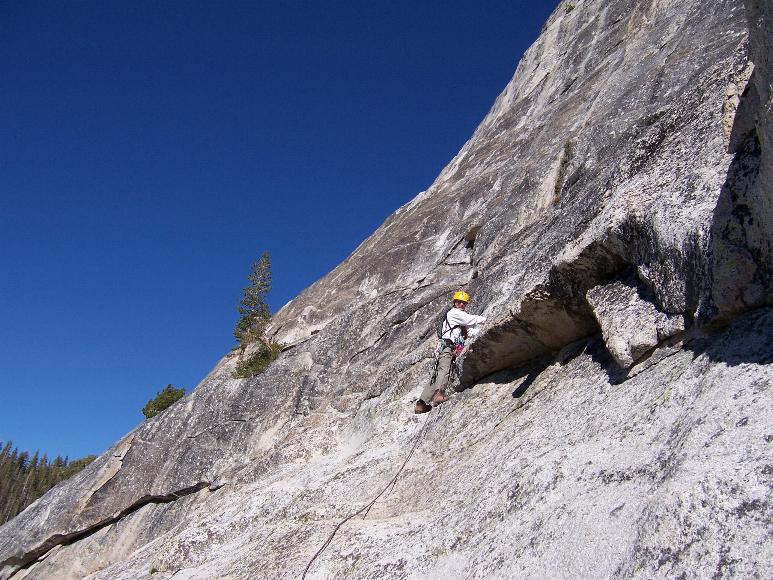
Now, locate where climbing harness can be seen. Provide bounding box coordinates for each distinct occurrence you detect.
[301,407,444,579]
[435,308,455,339]
[436,309,467,343]
[429,340,463,387]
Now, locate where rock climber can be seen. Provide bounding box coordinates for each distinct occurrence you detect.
[415,290,486,414]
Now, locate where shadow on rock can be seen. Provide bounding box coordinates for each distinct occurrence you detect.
[703,30,772,326]
[687,307,773,367]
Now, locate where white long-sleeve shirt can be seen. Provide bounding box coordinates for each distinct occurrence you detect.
[441,308,487,344]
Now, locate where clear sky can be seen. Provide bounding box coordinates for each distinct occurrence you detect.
[1,0,559,460]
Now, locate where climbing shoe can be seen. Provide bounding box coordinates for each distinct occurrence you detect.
[431,390,448,405]
[414,399,431,414]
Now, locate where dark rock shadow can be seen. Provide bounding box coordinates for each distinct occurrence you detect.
[465,305,772,403]
[701,21,772,332]
[507,358,550,399]
[588,307,773,385]
[584,335,631,385]
[702,130,768,327]
[512,377,534,398]
[463,355,553,400]
[686,307,773,367]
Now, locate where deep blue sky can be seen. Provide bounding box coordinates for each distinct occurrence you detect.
[1,0,559,460]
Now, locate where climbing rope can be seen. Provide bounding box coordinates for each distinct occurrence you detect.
[301,406,444,579]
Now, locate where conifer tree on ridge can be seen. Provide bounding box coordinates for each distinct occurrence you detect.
[234,250,273,350]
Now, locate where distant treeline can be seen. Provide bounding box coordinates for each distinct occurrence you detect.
[0,441,96,526]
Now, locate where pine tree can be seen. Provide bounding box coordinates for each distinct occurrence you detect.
[38,453,50,494]
[142,384,186,419]
[234,251,272,349]
[62,454,97,479]
[0,445,95,525]
[16,450,29,470]
[230,251,283,378]
[0,442,13,521]
[20,451,39,507]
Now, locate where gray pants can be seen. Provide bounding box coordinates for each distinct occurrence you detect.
[420,344,454,403]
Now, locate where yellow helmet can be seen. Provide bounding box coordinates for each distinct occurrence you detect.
[452,291,470,303]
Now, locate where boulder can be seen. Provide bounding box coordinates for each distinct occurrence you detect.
[586,274,685,368]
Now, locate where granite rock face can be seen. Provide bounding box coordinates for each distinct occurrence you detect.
[1,0,771,578]
[586,273,686,368]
